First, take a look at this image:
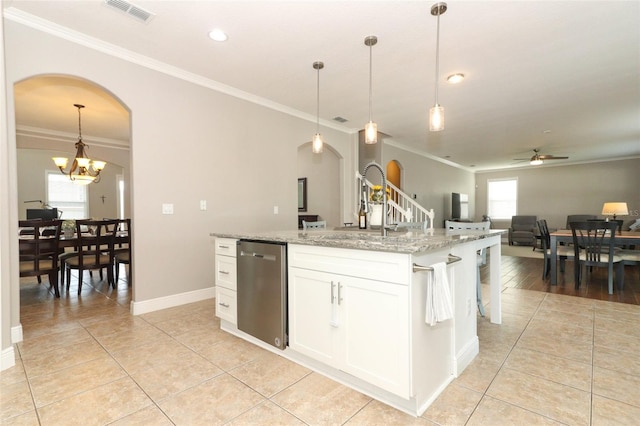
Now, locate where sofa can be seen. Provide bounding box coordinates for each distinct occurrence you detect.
[508,215,538,246]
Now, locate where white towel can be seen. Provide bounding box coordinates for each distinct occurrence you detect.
[425,262,454,326]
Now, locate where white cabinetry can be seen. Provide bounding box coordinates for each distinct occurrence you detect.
[288,244,410,397]
[215,238,237,324]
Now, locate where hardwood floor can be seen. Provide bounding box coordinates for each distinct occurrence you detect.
[486,252,640,305]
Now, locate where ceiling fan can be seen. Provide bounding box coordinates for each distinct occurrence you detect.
[514,149,569,165]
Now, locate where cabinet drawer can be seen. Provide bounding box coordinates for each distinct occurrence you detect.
[215,255,237,290]
[215,287,236,324]
[288,244,410,285]
[215,238,237,257]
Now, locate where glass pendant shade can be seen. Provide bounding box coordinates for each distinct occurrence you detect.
[365,121,378,144]
[429,105,444,132]
[312,133,324,154]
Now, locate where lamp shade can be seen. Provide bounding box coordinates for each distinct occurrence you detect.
[602,202,628,216]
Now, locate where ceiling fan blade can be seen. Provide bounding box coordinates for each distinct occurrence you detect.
[538,155,569,160]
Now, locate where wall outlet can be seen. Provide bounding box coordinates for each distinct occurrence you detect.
[273,206,279,214]
[200,200,207,211]
[466,298,471,316]
[162,203,174,214]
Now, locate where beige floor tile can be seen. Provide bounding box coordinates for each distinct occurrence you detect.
[593,366,640,408]
[0,380,35,422]
[159,374,265,425]
[37,377,152,425]
[110,337,195,374]
[199,336,269,371]
[421,383,482,425]
[173,325,239,352]
[517,327,592,364]
[21,339,107,378]
[152,312,217,336]
[504,346,592,391]
[16,327,92,358]
[82,315,150,338]
[524,319,593,344]
[594,327,640,355]
[271,373,371,425]
[29,356,126,407]
[0,360,27,387]
[110,404,174,426]
[140,303,200,324]
[533,308,594,330]
[593,345,640,377]
[92,323,172,353]
[227,400,307,425]
[1,410,39,426]
[467,395,563,425]
[591,394,640,425]
[539,298,595,317]
[452,357,502,393]
[594,300,640,316]
[486,368,590,425]
[346,400,434,425]
[22,317,82,341]
[229,351,311,397]
[543,292,597,307]
[595,315,640,340]
[130,351,223,400]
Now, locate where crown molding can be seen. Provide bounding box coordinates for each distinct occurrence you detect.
[4,7,352,135]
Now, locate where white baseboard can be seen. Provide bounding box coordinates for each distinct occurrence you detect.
[11,324,23,344]
[1,346,16,371]
[130,286,215,316]
[454,336,479,377]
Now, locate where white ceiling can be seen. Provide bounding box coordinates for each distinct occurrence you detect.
[5,0,640,171]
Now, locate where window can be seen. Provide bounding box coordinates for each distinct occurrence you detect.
[487,178,517,220]
[46,171,88,219]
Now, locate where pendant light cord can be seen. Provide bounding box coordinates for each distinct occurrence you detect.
[434,7,441,105]
[368,43,373,122]
[316,66,321,133]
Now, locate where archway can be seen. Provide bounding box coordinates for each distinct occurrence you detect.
[14,74,132,301]
[386,159,402,205]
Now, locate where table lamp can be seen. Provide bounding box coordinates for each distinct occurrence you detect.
[602,202,628,221]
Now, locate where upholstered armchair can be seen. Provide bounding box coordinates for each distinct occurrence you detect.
[508,215,538,246]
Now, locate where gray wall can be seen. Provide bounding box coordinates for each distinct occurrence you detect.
[383,143,476,228]
[476,159,640,230]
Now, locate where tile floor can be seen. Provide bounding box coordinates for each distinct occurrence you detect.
[3,262,640,425]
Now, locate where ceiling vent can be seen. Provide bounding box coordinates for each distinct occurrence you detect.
[333,116,348,123]
[104,0,154,23]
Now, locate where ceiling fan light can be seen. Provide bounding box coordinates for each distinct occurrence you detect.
[530,158,543,166]
[429,105,444,132]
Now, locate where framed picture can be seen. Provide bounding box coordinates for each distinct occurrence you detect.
[298,178,307,212]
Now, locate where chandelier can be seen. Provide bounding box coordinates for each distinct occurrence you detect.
[52,104,106,185]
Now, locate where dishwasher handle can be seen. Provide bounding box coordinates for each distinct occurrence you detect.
[239,250,277,262]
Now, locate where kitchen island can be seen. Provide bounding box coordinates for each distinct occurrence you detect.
[210,227,504,416]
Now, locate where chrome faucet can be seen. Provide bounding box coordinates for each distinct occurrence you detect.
[362,161,388,237]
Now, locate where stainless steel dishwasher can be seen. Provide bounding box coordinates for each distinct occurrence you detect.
[236,239,287,350]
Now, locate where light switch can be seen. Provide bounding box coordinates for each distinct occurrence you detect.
[200,200,207,211]
[162,203,174,214]
[273,206,279,214]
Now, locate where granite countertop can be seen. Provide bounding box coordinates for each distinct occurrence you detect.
[211,227,506,254]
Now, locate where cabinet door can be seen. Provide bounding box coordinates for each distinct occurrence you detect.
[288,267,338,366]
[340,276,410,397]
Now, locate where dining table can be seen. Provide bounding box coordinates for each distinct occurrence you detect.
[549,229,640,286]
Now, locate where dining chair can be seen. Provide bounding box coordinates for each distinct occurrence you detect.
[537,219,574,279]
[113,218,131,285]
[64,219,117,294]
[302,220,326,230]
[570,221,623,294]
[18,219,63,297]
[444,220,490,316]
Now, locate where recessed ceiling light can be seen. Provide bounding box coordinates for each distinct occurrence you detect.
[208,29,228,42]
[446,73,465,84]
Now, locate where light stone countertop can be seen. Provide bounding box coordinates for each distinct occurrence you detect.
[210,227,507,254]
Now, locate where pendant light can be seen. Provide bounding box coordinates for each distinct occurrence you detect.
[312,61,324,154]
[364,35,378,144]
[429,2,447,132]
[52,104,106,185]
